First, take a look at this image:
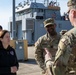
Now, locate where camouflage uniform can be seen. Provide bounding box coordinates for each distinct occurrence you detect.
[34,18,60,75]
[52,0,76,75]
[60,30,67,36]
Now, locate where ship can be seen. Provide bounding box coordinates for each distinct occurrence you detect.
[8,0,73,45]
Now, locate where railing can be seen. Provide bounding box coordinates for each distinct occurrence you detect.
[48,6,60,10]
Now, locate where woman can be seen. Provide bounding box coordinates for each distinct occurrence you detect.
[0,30,19,75]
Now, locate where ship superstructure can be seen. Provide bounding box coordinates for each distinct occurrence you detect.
[9,0,72,45]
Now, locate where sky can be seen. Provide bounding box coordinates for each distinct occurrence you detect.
[0,0,68,30]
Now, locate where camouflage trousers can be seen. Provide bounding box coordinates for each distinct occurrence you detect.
[52,65,76,75]
[42,68,76,75]
[51,65,66,75]
[42,61,53,75]
[66,67,76,75]
[42,67,52,75]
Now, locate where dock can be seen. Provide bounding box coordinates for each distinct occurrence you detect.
[17,46,41,75]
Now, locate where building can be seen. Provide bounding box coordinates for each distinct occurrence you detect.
[8,1,72,45]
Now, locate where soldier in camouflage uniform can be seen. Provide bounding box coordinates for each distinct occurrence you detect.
[52,0,76,75]
[34,18,60,75]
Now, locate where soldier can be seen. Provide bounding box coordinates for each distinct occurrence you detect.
[34,18,60,75]
[52,0,76,75]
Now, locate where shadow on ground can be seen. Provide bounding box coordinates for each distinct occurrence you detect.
[18,59,37,65]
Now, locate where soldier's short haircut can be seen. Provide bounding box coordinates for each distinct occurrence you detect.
[0,25,3,30]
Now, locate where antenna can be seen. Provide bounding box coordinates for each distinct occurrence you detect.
[23,1,26,6]
[30,0,33,2]
[18,2,22,7]
[27,0,29,4]
[47,0,49,6]
[44,0,46,6]
[35,0,36,3]
[56,0,57,6]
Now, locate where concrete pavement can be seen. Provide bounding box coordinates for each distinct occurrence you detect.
[17,46,41,75]
[17,46,76,75]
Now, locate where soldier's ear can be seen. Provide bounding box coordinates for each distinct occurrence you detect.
[73,10,76,18]
[71,9,76,18]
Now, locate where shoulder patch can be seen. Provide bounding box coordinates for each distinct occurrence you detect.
[61,38,69,45]
[61,38,66,42]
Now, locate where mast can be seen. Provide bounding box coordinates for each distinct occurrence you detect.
[35,0,36,3]
[12,0,16,39]
[47,0,49,6]
[56,0,57,6]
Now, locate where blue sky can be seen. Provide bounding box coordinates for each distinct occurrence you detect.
[0,0,68,30]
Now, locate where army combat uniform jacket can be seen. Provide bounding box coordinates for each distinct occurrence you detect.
[52,27,76,75]
[34,33,60,73]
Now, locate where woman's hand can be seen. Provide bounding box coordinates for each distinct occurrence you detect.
[11,66,17,73]
[44,48,52,61]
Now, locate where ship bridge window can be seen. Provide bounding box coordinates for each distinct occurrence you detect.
[38,9,43,12]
